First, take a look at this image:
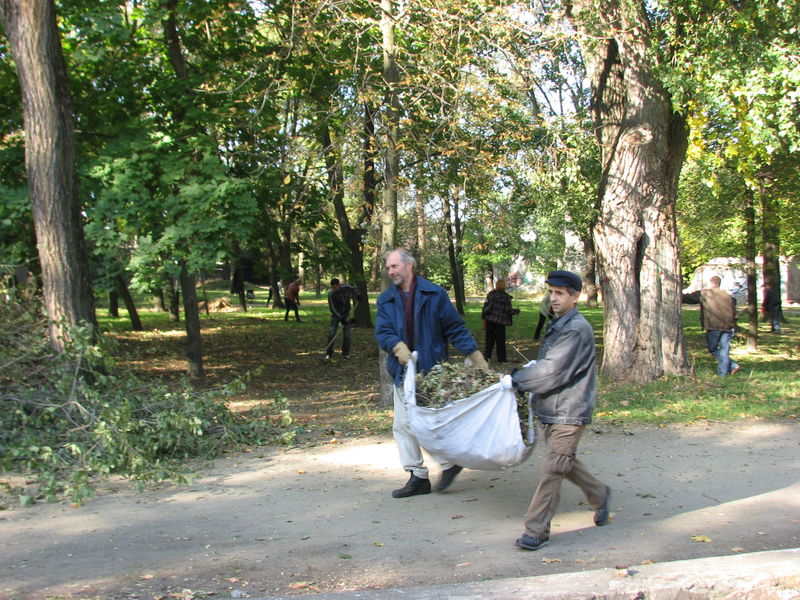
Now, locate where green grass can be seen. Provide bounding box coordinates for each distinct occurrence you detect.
[99,287,800,430]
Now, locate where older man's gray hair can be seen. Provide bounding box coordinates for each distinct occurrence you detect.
[388,247,417,269]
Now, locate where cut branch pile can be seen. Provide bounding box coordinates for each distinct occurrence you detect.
[414,361,530,430]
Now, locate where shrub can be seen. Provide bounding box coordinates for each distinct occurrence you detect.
[0,294,295,505]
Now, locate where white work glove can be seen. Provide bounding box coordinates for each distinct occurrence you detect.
[392,341,412,366]
[500,374,514,390]
[465,350,489,370]
[523,359,537,368]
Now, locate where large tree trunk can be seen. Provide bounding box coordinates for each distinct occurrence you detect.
[569,0,689,382]
[1,0,97,352]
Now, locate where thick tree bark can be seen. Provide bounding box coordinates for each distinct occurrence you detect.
[569,0,689,382]
[0,0,97,352]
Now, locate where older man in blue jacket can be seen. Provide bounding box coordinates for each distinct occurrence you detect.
[375,248,488,498]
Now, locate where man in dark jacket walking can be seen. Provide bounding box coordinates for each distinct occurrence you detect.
[510,270,610,551]
[375,248,488,499]
[325,278,353,360]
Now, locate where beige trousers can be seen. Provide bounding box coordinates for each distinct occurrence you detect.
[524,423,607,538]
[393,385,454,479]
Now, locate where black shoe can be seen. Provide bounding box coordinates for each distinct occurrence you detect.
[391,474,431,498]
[434,465,463,492]
[515,533,549,551]
[594,486,611,526]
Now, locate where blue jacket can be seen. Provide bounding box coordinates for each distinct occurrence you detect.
[375,276,478,386]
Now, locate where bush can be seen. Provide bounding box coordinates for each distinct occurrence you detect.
[0,293,295,506]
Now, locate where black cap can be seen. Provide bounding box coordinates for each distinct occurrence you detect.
[545,270,582,292]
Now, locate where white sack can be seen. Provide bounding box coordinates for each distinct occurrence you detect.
[404,352,534,471]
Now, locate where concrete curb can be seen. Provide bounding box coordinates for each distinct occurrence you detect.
[263,548,800,599]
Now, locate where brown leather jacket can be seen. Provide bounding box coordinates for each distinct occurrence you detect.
[683,288,736,331]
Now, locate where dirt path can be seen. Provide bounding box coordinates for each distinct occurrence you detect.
[3,421,799,600]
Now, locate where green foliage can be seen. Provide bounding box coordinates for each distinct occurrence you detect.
[0,294,296,506]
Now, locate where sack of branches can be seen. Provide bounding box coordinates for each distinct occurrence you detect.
[414,362,529,431]
[0,294,297,506]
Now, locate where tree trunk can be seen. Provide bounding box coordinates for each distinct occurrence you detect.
[453,193,466,309]
[415,183,427,277]
[109,290,119,318]
[318,116,373,328]
[153,289,166,312]
[266,240,284,309]
[166,275,180,322]
[581,235,598,307]
[744,186,758,350]
[0,0,97,352]
[115,273,142,331]
[442,193,464,314]
[178,265,203,378]
[378,0,400,407]
[760,176,782,323]
[569,0,689,382]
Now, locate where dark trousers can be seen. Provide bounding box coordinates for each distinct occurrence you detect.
[325,315,351,357]
[484,320,507,362]
[284,299,300,321]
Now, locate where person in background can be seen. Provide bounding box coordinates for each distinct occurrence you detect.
[481,278,520,363]
[375,248,488,498]
[533,290,553,341]
[510,270,610,551]
[763,284,782,334]
[682,275,740,376]
[325,278,352,360]
[284,278,301,322]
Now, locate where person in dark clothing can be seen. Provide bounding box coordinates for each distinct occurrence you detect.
[284,279,301,322]
[325,278,352,360]
[481,278,519,363]
[763,285,782,333]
